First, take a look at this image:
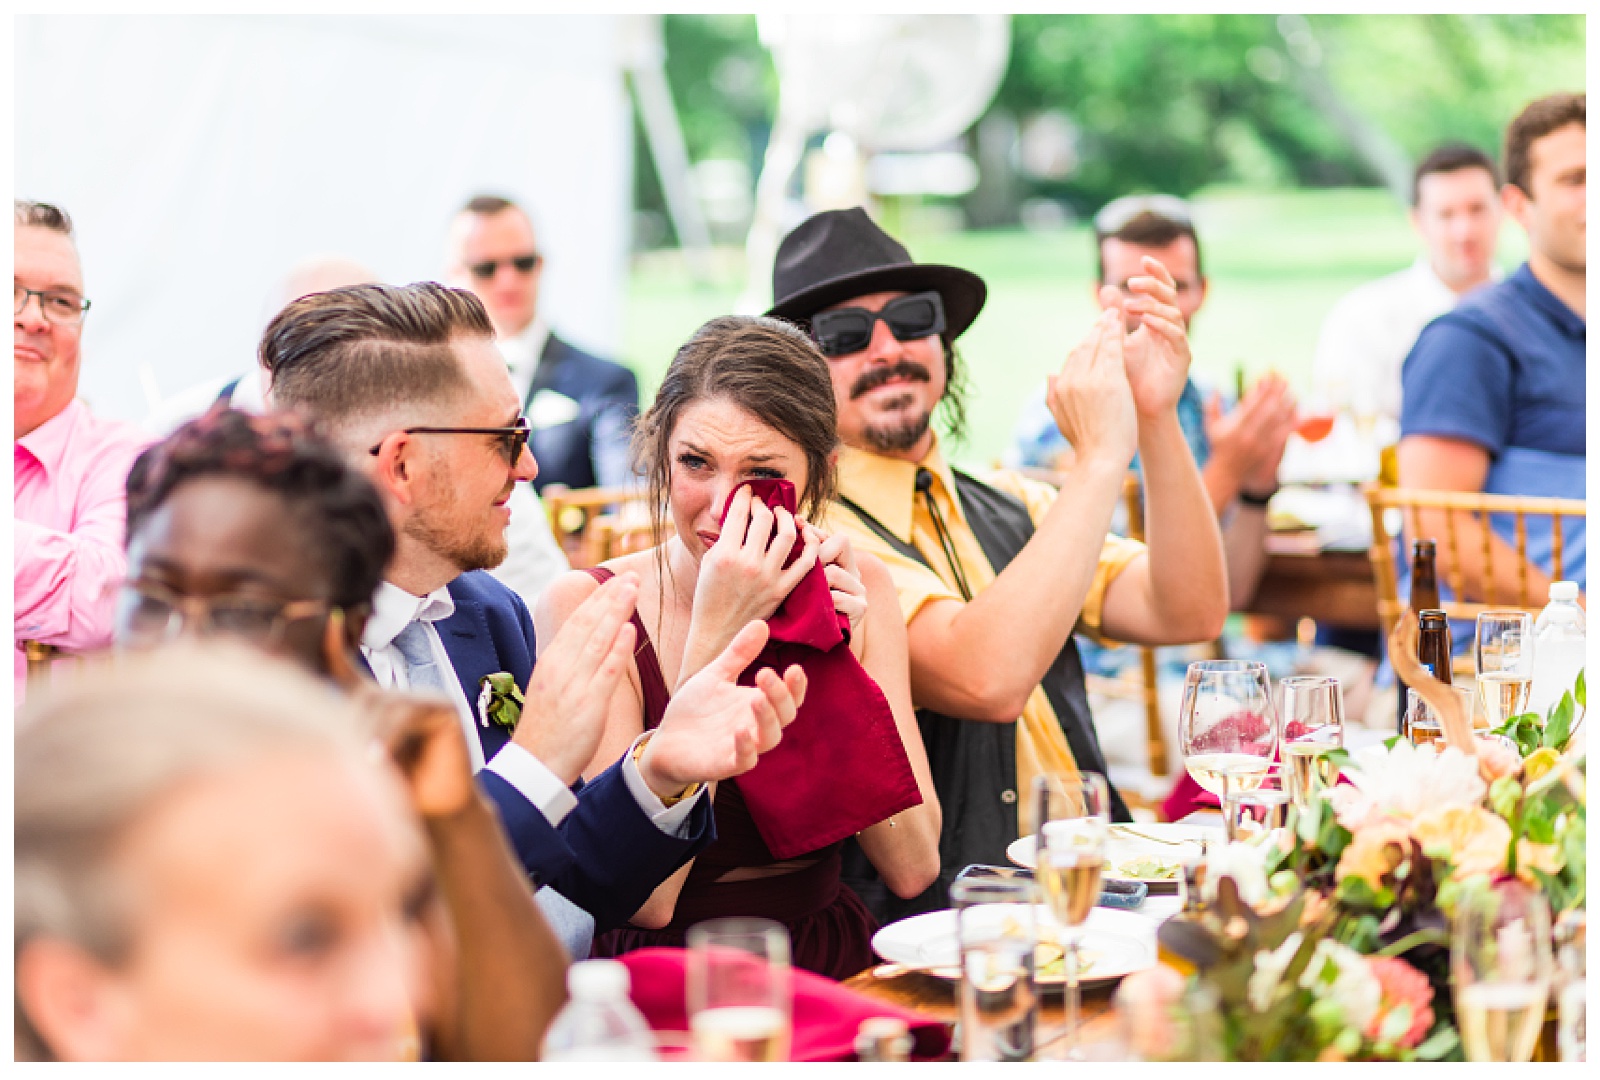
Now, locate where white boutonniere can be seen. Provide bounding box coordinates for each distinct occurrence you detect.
[476,672,524,730]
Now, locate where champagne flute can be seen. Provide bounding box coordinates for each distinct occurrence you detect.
[1279,676,1344,809]
[686,918,792,1062]
[1034,772,1110,1061]
[1179,661,1277,798]
[1476,611,1534,728]
[1452,883,1554,1062]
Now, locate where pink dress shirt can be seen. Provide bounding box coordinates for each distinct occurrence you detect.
[14,399,153,705]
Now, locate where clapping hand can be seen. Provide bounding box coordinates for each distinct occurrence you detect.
[1101,255,1194,419]
[638,619,807,800]
[1204,373,1298,497]
[515,571,640,786]
[1046,307,1140,472]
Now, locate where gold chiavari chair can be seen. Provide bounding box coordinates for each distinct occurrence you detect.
[1364,485,1587,678]
[541,485,646,569]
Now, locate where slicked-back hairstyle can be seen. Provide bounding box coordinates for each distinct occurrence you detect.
[125,406,394,613]
[261,281,492,431]
[1094,210,1204,282]
[634,315,840,557]
[461,193,519,217]
[15,642,375,1061]
[14,199,74,237]
[1411,143,1499,205]
[1504,92,1585,195]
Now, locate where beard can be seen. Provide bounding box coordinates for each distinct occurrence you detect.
[859,392,933,453]
[405,497,509,575]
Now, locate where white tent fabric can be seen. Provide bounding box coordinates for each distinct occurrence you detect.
[16,15,632,425]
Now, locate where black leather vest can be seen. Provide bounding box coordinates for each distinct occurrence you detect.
[838,467,1132,924]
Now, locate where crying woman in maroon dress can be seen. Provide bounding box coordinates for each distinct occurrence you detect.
[535,316,942,980]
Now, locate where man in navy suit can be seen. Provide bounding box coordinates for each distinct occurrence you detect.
[264,282,808,947]
[446,194,639,492]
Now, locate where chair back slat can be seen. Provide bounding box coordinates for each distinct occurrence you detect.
[1362,486,1587,661]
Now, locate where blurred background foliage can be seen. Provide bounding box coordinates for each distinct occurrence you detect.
[637,13,1585,228]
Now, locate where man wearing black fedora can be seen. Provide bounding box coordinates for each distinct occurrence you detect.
[770,207,1229,921]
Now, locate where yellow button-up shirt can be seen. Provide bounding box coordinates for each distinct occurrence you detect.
[824,438,1144,835]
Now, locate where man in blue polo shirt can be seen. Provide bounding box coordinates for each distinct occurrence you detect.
[1399,92,1586,613]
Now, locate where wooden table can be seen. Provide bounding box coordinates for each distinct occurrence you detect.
[1245,546,1380,632]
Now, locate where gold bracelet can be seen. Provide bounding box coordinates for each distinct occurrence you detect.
[632,734,701,808]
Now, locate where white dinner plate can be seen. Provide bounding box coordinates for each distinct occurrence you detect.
[870,904,1156,987]
[1007,822,1219,892]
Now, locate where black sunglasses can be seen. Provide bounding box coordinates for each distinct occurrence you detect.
[468,254,542,279]
[368,417,531,465]
[809,291,946,358]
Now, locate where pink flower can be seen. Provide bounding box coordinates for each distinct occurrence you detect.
[1364,956,1435,1048]
[1474,737,1522,782]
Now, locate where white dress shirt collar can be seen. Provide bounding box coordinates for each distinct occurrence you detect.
[363,580,457,653]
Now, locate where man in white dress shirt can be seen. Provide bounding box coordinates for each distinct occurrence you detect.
[1312,144,1503,435]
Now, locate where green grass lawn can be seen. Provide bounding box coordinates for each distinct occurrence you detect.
[621,187,1528,471]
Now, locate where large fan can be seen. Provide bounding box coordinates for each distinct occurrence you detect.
[740,15,1011,311]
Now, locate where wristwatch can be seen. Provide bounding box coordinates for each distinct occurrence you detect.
[632,733,701,808]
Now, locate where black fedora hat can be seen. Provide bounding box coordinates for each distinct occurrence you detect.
[766,207,986,342]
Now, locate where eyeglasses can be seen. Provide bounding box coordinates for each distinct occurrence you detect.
[809,291,946,358]
[15,284,91,327]
[367,416,532,466]
[115,578,329,647]
[468,254,542,280]
[1092,194,1195,237]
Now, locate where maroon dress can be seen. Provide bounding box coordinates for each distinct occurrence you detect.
[585,568,879,981]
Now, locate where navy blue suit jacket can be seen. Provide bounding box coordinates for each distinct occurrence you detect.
[525,333,638,492]
[436,570,713,933]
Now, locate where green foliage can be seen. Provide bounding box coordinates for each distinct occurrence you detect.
[1575,669,1585,710]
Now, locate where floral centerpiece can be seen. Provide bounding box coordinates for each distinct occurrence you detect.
[1153,613,1587,1062]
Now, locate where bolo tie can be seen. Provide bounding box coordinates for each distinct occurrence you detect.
[915,468,974,603]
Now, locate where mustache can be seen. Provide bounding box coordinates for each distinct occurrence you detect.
[850,361,930,400]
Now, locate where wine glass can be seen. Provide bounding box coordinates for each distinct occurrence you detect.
[1179,660,1277,801]
[1034,772,1110,1061]
[1223,763,1291,845]
[686,918,792,1062]
[1279,675,1344,809]
[1476,611,1534,729]
[1452,883,1554,1062]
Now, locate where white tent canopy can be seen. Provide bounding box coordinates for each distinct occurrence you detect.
[16,14,632,425]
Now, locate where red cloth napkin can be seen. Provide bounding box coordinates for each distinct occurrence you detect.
[619,947,951,1061]
[717,478,921,859]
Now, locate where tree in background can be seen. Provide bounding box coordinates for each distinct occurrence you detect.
[639,13,1584,241]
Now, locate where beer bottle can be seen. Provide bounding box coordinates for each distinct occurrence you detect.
[1416,610,1454,685]
[1397,540,1443,731]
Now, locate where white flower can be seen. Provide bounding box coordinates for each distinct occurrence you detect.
[1204,840,1271,907]
[1331,741,1486,829]
[1248,931,1302,1011]
[1299,939,1382,1031]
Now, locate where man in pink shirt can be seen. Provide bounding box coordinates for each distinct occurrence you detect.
[14,200,151,703]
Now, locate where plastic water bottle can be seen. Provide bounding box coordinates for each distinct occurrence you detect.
[541,960,657,1061]
[1530,581,1586,718]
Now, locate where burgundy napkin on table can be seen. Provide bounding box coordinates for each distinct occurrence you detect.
[619,947,951,1061]
[717,478,920,859]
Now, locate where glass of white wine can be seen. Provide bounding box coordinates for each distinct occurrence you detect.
[686,917,792,1062]
[1223,763,1291,844]
[1476,611,1534,728]
[1452,883,1553,1063]
[1179,660,1277,800]
[1034,772,1110,1061]
[1279,675,1344,809]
